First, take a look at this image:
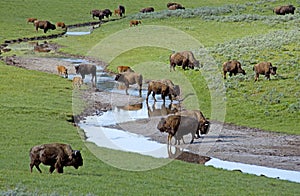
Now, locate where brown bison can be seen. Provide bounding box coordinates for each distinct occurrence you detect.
[179,51,200,69]
[75,64,97,84]
[56,22,66,28]
[130,20,142,27]
[90,9,105,20]
[72,76,83,88]
[57,65,68,78]
[157,115,200,145]
[29,143,83,173]
[175,110,210,139]
[102,9,112,19]
[34,20,56,33]
[140,7,155,13]
[253,62,277,81]
[157,79,180,99]
[114,9,122,16]
[167,2,185,10]
[222,60,246,79]
[117,66,134,73]
[274,5,296,15]
[27,18,37,23]
[146,80,178,103]
[115,72,143,97]
[169,52,190,71]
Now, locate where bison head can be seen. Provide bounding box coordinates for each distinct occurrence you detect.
[270,66,277,75]
[200,120,210,135]
[74,65,80,74]
[70,150,83,169]
[157,118,167,132]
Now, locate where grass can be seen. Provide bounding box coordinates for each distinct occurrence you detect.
[1,0,300,195]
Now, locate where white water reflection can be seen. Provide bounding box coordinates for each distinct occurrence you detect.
[206,158,300,183]
[66,31,91,36]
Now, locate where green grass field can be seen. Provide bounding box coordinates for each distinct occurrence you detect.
[0,0,300,195]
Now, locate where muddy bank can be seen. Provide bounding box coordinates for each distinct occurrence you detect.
[1,55,300,171]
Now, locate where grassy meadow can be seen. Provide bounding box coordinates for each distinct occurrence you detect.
[1,0,300,195]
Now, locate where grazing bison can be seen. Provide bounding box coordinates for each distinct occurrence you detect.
[222,60,246,79]
[169,52,190,71]
[56,22,66,28]
[29,143,83,173]
[75,64,97,84]
[175,110,210,139]
[34,20,56,33]
[72,76,83,88]
[117,66,134,73]
[179,51,200,69]
[115,72,143,97]
[27,18,37,23]
[90,9,105,20]
[146,80,177,103]
[130,20,142,27]
[119,5,125,16]
[253,62,277,81]
[140,7,155,13]
[167,3,185,10]
[157,115,200,145]
[274,5,295,15]
[102,9,112,19]
[57,65,68,78]
[157,79,180,99]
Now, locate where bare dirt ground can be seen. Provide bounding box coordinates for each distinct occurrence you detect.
[2,54,300,171]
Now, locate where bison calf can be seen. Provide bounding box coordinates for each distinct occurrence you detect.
[29,143,83,173]
[130,20,142,27]
[57,65,68,78]
[222,60,246,79]
[73,76,83,88]
[253,62,277,81]
[157,115,200,145]
[117,66,134,73]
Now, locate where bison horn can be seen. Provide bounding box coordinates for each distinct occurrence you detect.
[74,150,80,156]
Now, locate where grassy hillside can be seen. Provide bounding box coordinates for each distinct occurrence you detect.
[0,0,300,195]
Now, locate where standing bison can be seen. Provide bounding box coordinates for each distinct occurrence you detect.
[140,7,155,13]
[179,51,200,68]
[253,62,277,81]
[115,72,143,97]
[222,60,246,79]
[34,20,56,33]
[169,52,190,71]
[157,115,200,145]
[146,80,178,103]
[274,5,296,15]
[29,143,83,173]
[75,64,97,85]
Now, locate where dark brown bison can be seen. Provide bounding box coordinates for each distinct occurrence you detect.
[274,5,296,15]
[75,64,97,84]
[117,66,134,73]
[157,115,200,145]
[29,143,83,173]
[115,72,143,97]
[57,65,68,78]
[253,62,277,81]
[102,9,112,19]
[175,110,210,139]
[167,2,185,10]
[179,51,200,68]
[146,80,178,103]
[56,22,66,28]
[34,20,56,33]
[119,5,125,16]
[169,52,190,71]
[90,9,105,20]
[27,17,37,23]
[222,60,246,79]
[140,7,155,13]
[130,20,142,27]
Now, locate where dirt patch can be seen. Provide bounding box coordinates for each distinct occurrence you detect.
[2,54,300,171]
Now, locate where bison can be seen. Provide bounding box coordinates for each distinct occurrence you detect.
[56,22,66,28]
[274,5,295,15]
[253,62,277,81]
[27,17,37,23]
[179,51,200,69]
[146,80,178,103]
[72,76,83,88]
[102,9,112,19]
[75,64,97,85]
[34,20,56,33]
[29,143,83,173]
[157,115,200,145]
[130,20,142,27]
[57,65,68,78]
[167,2,185,10]
[222,60,246,79]
[115,72,143,97]
[119,5,125,16]
[169,52,190,71]
[90,9,105,20]
[117,66,134,73]
[140,7,155,13]
[175,110,210,139]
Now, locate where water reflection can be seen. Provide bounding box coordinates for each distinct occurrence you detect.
[147,102,180,117]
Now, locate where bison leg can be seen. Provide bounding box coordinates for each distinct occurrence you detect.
[139,84,142,97]
[49,165,55,173]
[167,134,172,145]
[254,73,259,81]
[146,90,151,102]
[30,161,42,173]
[152,92,157,102]
[223,71,227,79]
[56,167,64,173]
[229,72,233,77]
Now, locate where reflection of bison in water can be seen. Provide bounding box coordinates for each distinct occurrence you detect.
[75,64,97,85]
[157,115,200,145]
[115,72,143,97]
[34,20,56,33]
[253,62,277,81]
[222,60,246,79]
[147,102,178,118]
[273,5,296,15]
[29,143,83,173]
